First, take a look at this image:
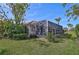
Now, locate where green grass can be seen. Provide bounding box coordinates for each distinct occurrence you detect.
[0,38,79,55]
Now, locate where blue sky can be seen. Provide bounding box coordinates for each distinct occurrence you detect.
[0,3,79,27]
[25,3,79,27]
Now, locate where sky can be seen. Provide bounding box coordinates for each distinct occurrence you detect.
[25,3,79,27]
[0,3,79,27]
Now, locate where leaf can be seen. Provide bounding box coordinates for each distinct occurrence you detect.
[73,9,79,16]
[62,3,67,7]
[73,16,77,20]
[6,3,29,24]
[72,4,79,10]
[67,23,73,27]
[66,9,70,13]
[66,12,72,17]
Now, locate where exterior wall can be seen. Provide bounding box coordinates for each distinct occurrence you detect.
[36,20,48,37]
[48,21,64,36]
[27,21,37,37]
[26,20,64,37]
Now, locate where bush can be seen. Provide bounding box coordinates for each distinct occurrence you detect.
[70,36,77,40]
[53,38,62,43]
[8,24,28,40]
[38,39,50,47]
[75,24,79,38]
[12,33,27,40]
[63,33,77,40]
[47,32,54,42]
[0,20,29,40]
[30,35,38,38]
[47,32,62,43]
[0,48,7,55]
[64,33,72,39]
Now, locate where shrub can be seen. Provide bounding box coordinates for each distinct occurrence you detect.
[0,48,7,55]
[47,32,62,43]
[0,20,29,40]
[75,24,79,38]
[64,33,72,39]
[9,24,28,40]
[52,37,62,43]
[30,35,38,38]
[70,36,77,40]
[12,33,27,40]
[38,40,50,47]
[47,32,54,42]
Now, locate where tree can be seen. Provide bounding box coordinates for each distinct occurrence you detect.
[0,5,8,20]
[6,3,29,24]
[62,4,79,39]
[63,27,68,32]
[55,17,61,25]
[62,3,79,21]
[75,24,79,38]
[0,20,5,38]
[67,23,73,31]
[0,3,29,39]
[0,4,9,38]
[7,4,29,39]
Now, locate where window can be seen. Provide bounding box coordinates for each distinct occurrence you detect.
[56,29,61,34]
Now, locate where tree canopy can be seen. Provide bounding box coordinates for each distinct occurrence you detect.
[55,17,61,25]
[0,3,29,39]
[62,3,79,21]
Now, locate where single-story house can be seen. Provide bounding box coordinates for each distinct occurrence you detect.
[25,20,64,37]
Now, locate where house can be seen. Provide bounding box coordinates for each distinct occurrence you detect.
[26,20,64,37]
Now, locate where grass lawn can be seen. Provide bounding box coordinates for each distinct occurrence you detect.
[0,38,79,55]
